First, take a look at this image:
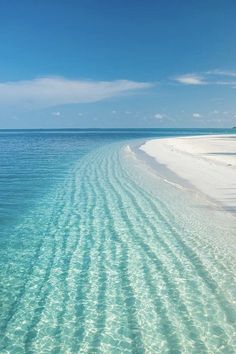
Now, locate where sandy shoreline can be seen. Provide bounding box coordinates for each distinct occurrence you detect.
[140,134,236,214]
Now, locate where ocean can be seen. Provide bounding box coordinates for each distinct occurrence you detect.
[0,129,235,353]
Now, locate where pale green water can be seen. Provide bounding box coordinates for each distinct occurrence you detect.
[0,130,236,353]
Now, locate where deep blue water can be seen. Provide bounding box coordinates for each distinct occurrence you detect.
[0,128,235,353]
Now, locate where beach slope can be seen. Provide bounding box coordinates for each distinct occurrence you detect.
[140,135,236,214]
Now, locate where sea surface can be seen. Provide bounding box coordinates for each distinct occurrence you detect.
[0,128,236,353]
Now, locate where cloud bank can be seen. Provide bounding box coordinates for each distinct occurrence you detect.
[0,77,152,110]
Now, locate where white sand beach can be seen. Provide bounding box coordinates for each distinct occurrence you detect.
[140,134,236,214]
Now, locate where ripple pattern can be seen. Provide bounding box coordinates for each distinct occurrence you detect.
[0,142,236,353]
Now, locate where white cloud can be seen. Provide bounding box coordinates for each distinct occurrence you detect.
[192,113,202,118]
[215,80,236,86]
[78,112,84,116]
[0,77,152,110]
[111,110,117,114]
[154,113,164,120]
[207,69,236,78]
[174,74,205,85]
[52,111,61,116]
[174,69,236,88]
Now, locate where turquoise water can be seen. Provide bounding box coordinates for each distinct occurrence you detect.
[0,129,236,353]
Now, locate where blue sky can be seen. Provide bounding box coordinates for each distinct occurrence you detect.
[0,0,236,128]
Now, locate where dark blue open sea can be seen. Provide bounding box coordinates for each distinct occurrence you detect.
[0,129,236,353]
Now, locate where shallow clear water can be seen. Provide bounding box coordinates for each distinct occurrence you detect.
[0,129,235,353]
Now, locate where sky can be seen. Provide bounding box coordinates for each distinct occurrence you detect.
[0,0,236,128]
